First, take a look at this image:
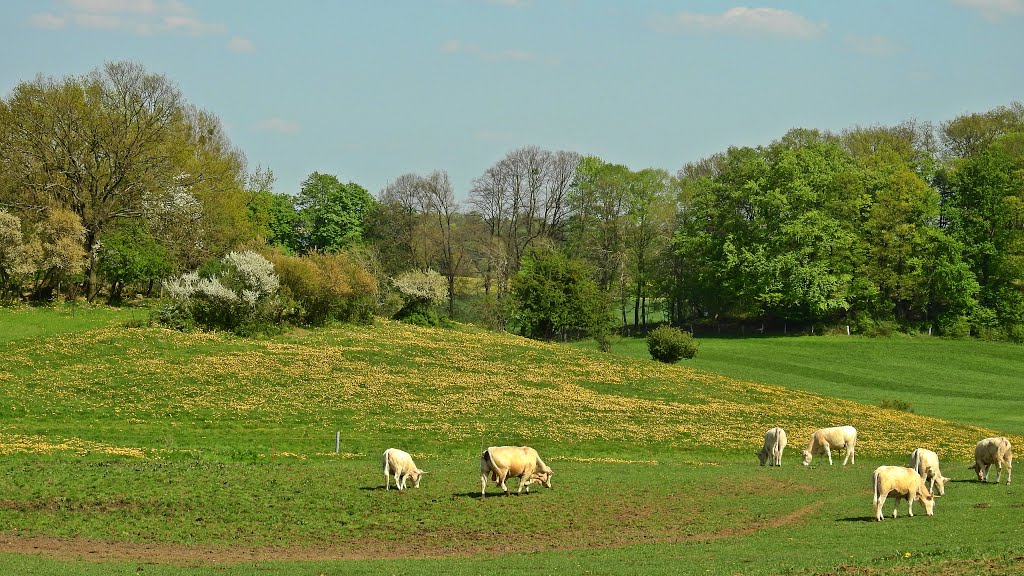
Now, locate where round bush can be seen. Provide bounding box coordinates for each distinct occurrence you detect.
[647,326,698,363]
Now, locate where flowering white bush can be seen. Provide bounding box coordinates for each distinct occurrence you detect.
[160,251,280,333]
[221,250,280,298]
[392,269,447,305]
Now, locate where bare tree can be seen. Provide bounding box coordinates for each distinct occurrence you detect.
[468,147,580,300]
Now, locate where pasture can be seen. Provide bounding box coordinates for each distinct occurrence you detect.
[0,306,1022,574]
[593,335,1024,436]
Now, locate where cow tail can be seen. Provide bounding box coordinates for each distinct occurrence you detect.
[383,450,390,477]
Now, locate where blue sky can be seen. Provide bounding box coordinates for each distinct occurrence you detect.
[2,1,1022,198]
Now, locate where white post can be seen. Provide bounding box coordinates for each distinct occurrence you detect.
[335,431,340,454]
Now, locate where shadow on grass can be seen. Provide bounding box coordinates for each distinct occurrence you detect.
[836,516,876,522]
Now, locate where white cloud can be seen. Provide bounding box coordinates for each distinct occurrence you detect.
[655,7,827,39]
[951,0,1024,21]
[66,0,158,13]
[441,39,533,61]
[30,13,68,29]
[228,36,255,53]
[31,0,233,40]
[846,34,900,57]
[257,117,300,135]
[162,14,223,34]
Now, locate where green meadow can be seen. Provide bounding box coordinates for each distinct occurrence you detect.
[0,306,1021,575]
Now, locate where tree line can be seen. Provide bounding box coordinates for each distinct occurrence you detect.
[2,62,1023,341]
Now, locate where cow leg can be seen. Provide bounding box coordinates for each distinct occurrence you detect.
[498,470,510,495]
[892,495,900,519]
[844,443,854,465]
[983,463,991,482]
[1007,459,1012,485]
[874,493,886,521]
[386,472,391,491]
[481,473,488,497]
[826,447,833,466]
[907,494,914,517]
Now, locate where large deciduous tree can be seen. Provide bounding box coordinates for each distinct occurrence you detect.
[0,61,248,299]
[295,172,375,253]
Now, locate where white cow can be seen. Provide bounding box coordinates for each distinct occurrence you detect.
[908,448,950,496]
[382,448,426,491]
[480,446,553,497]
[971,437,1013,485]
[801,425,857,466]
[756,427,787,466]
[872,465,935,521]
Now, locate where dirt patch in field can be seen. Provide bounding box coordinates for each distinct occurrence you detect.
[0,500,823,565]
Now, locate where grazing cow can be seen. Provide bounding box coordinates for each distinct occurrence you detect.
[971,437,1013,485]
[908,448,950,496]
[872,465,935,521]
[801,425,857,466]
[756,427,788,466]
[382,448,426,491]
[480,446,553,497]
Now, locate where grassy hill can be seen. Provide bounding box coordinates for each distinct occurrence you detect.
[589,334,1024,437]
[0,307,1021,575]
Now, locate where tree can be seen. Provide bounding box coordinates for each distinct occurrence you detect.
[510,245,609,340]
[296,172,375,253]
[0,62,247,298]
[469,147,579,302]
[97,219,172,303]
[0,210,33,300]
[416,170,464,318]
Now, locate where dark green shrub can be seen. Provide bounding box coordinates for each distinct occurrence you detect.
[880,399,914,413]
[939,315,971,339]
[647,325,698,363]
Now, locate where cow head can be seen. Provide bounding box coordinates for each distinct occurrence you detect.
[534,471,553,489]
[936,476,950,496]
[918,488,935,516]
[756,448,768,466]
[801,449,813,466]
[970,462,985,482]
[411,468,427,488]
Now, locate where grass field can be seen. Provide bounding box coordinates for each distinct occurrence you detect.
[587,335,1024,437]
[0,306,1022,574]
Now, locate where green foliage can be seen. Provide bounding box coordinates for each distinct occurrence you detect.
[96,220,172,303]
[646,325,699,362]
[510,245,610,340]
[270,250,378,326]
[249,190,302,253]
[296,172,375,253]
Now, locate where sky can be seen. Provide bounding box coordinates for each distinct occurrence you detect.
[2,0,1023,198]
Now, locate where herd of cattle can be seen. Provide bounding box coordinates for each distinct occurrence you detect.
[756,425,1013,521]
[382,427,1013,522]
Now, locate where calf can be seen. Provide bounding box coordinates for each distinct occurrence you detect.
[801,425,857,466]
[756,426,787,466]
[908,448,950,496]
[971,437,1013,485]
[382,448,426,491]
[872,465,935,521]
